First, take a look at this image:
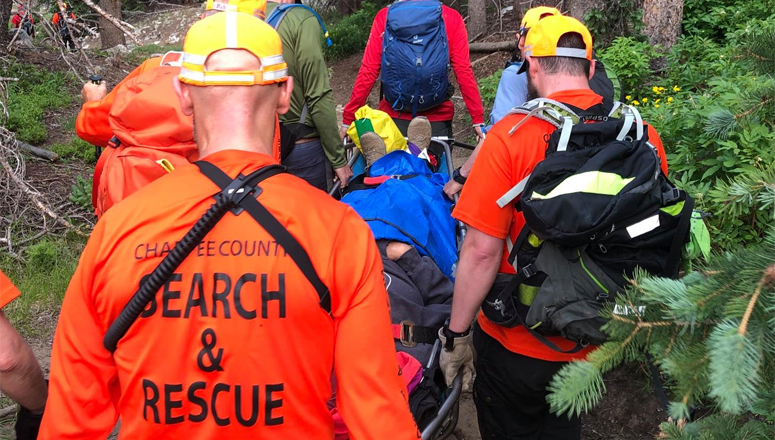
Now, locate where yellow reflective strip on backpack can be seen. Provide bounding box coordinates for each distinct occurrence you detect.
[156,159,175,173]
[531,171,634,200]
[660,200,685,216]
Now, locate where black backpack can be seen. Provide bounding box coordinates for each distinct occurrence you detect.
[481,99,694,352]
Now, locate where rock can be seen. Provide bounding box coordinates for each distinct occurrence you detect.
[105,44,130,55]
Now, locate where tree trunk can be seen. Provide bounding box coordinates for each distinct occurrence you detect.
[567,0,606,22]
[642,0,683,50]
[467,0,487,38]
[337,0,362,15]
[99,0,125,49]
[0,0,12,50]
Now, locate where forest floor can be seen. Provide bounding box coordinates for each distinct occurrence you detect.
[0,5,667,439]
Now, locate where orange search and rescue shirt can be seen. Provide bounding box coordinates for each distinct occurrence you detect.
[453,89,669,363]
[40,150,420,440]
[0,270,21,309]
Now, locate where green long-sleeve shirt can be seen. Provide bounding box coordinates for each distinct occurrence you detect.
[267,3,346,168]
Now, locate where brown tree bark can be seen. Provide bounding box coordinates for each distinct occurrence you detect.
[98,0,125,49]
[642,0,683,50]
[338,0,362,15]
[467,0,487,38]
[567,0,606,22]
[0,0,12,49]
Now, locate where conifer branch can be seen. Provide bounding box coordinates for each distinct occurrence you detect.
[738,264,775,336]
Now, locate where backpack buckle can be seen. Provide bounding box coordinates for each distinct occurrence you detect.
[106,136,121,149]
[520,264,537,280]
[663,188,681,204]
[399,320,417,348]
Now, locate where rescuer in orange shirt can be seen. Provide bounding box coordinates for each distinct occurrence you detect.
[0,270,48,440]
[79,0,274,218]
[439,16,669,440]
[40,12,419,440]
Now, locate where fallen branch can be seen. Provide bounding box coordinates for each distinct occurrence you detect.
[469,41,516,53]
[16,141,59,161]
[0,405,16,419]
[79,0,142,46]
[471,51,501,67]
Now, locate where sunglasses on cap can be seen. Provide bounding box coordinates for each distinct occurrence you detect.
[519,27,529,37]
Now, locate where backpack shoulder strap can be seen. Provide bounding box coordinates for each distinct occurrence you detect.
[195,161,332,315]
[266,4,332,47]
[159,51,183,67]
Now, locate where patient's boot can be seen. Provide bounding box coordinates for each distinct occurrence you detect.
[360,132,387,167]
[407,116,432,153]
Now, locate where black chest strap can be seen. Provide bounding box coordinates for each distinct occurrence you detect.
[195,161,332,316]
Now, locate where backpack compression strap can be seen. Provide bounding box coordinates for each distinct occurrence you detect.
[195,161,332,316]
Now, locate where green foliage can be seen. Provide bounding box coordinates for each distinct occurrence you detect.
[584,0,645,48]
[598,37,658,93]
[3,62,74,144]
[548,232,775,430]
[70,175,92,209]
[682,0,775,42]
[477,69,502,122]
[324,2,379,61]
[658,414,774,439]
[0,235,86,337]
[50,137,97,163]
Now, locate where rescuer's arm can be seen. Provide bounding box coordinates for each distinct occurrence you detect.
[39,224,119,439]
[331,211,420,440]
[75,58,159,147]
[296,16,347,170]
[0,310,47,413]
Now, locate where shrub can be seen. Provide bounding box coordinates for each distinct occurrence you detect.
[477,69,502,122]
[598,37,658,94]
[3,62,74,144]
[50,137,97,163]
[682,0,775,42]
[324,2,379,61]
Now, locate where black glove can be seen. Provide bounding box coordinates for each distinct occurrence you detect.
[14,405,44,440]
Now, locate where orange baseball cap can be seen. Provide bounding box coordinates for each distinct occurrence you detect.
[520,6,561,32]
[523,14,593,62]
[204,0,267,19]
[179,11,288,87]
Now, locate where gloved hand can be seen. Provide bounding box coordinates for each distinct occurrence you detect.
[438,327,475,392]
[15,406,44,440]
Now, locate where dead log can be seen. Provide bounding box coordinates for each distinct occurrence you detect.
[0,405,16,420]
[468,41,516,53]
[16,141,59,161]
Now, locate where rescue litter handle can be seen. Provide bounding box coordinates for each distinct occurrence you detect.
[102,165,285,353]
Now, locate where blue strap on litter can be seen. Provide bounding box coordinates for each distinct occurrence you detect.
[342,151,458,278]
[266,3,332,46]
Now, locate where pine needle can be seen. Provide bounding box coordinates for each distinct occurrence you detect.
[708,320,762,413]
[546,361,605,418]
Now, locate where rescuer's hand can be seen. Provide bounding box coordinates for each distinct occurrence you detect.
[334,165,353,187]
[81,81,107,103]
[438,327,475,392]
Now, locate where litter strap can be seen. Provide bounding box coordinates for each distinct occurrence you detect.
[196,161,332,315]
[391,322,439,347]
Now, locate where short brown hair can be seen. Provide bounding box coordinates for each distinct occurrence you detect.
[534,32,590,77]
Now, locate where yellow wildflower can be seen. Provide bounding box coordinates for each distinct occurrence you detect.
[625,95,632,101]
[673,85,681,92]
[642,97,648,103]
[667,97,674,103]
[655,99,661,104]
[632,100,640,106]
[652,86,661,94]
[654,104,660,108]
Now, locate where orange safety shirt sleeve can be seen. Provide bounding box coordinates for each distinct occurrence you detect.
[328,209,420,440]
[76,57,162,147]
[39,222,120,439]
[0,270,21,309]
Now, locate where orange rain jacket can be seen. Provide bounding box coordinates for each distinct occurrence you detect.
[80,54,282,218]
[40,150,420,440]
